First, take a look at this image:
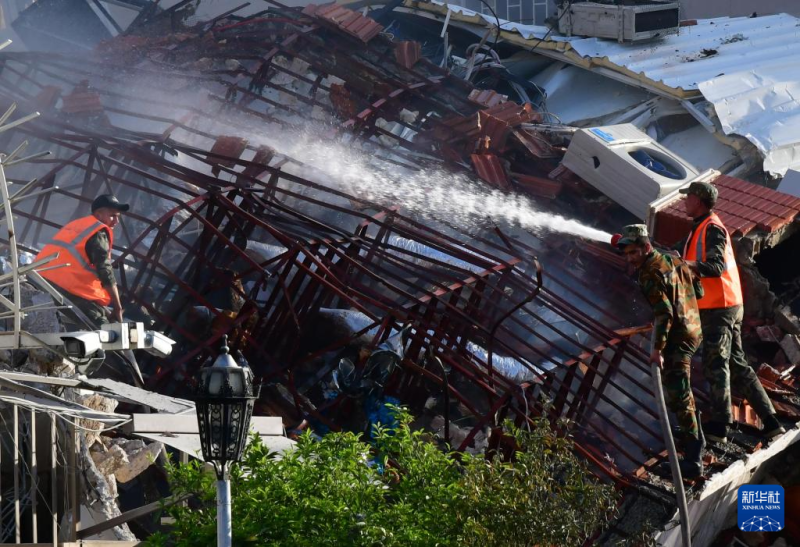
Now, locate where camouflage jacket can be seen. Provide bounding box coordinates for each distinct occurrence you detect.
[637,250,702,351]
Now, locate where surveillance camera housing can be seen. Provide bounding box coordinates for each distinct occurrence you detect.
[60,332,105,358]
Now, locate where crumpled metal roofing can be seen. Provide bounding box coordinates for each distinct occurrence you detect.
[407,1,800,175]
[563,15,800,94]
[4,2,800,519]
[698,57,800,177]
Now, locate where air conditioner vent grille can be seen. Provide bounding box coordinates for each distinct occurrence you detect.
[635,8,680,33]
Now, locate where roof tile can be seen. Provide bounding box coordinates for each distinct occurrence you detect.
[304,3,383,42]
[710,175,800,234]
[738,221,757,236]
[395,41,422,70]
[758,215,789,233]
[471,154,511,191]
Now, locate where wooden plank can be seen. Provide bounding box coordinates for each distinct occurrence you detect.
[129,414,283,435]
[0,371,81,387]
[77,494,191,540]
[78,378,194,414]
[13,543,143,547]
[0,373,194,414]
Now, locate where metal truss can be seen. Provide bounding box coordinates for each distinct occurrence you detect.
[0,3,795,496]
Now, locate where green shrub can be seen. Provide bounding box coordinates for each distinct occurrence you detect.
[148,409,618,547]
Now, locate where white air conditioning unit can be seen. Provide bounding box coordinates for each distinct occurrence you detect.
[558,2,680,42]
[562,124,699,219]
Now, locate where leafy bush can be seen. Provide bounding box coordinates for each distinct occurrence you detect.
[147,409,618,547]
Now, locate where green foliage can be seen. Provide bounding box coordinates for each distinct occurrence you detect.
[148,409,618,547]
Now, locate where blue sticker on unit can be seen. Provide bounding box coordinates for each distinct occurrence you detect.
[738,485,784,532]
[589,128,615,142]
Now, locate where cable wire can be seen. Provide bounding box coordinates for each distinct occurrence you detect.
[527,0,574,56]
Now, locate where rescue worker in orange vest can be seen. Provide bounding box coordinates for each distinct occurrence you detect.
[676,181,785,443]
[36,194,128,327]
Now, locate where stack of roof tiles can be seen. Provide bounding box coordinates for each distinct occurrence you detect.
[654,175,800,246]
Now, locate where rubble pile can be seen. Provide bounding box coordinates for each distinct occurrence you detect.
[0,0,660,475]
[1,0,800,544]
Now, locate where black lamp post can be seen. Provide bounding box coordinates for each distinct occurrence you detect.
[195,335,257,547]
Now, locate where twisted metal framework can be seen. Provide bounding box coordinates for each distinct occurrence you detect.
[0,1,795,495]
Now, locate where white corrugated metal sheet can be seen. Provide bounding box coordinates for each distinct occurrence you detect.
[564,15,800,176]
[698,56,800,176]
[565,15,800,94]
[410,2,800,174]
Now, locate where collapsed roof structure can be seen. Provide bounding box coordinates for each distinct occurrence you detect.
[1,0,800,544]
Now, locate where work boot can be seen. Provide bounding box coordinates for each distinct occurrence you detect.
[678,437,705,479]
[762,414,786,440]
[704,421,728,444]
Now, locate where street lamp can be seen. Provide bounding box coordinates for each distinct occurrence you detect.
[195,335,258,547]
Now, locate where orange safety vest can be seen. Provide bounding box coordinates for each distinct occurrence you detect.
[35,216,114,306]
[683,212,743,310]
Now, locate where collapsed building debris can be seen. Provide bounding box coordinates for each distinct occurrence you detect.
[0,0,799,544]
[401,1,800,178]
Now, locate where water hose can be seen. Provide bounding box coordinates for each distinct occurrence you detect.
[650,333,692,546]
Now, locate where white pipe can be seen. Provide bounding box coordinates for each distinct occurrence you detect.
[217,478,232,547]
[0,163,22,346]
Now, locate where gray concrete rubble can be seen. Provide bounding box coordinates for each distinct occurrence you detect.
[63,389,163,540]
[76,432,138,542]
[776,306,800,336]
[92,437,165,484]
[780,335,800,367]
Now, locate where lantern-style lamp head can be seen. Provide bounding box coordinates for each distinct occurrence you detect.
[195,335,257,479]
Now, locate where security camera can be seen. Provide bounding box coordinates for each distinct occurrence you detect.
[144,331,174,357]
[61,332,104,358]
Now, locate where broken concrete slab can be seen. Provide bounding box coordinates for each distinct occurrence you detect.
[740,266,779,320]
[79,377,195,414]
[91,444,129,476]
[114,441,164,484]
[781,335,800,367]
[78,432,137,542]
[776,306,800,335]
[68,391,119,447]
[756,325,783,343]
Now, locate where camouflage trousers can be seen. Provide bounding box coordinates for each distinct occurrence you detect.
[700,305,775,424]
[662,333,701,440]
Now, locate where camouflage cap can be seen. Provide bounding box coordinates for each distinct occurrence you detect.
[616,224,649,247]
[679,181,718,203]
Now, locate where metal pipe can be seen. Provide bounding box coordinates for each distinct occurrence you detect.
[650,334,692,547]
[30,408,38,543]
[217,478,232,547]
[69,424,78,541]
[51,414,57,547]
[487,258,542,383]
[428,351,450,445]
[14,404,20,543]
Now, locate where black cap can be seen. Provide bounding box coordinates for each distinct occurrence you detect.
[91,194,130,213]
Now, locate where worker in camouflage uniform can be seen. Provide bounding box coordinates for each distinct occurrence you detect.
[615,224,705,478]
[675,181,785,443]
